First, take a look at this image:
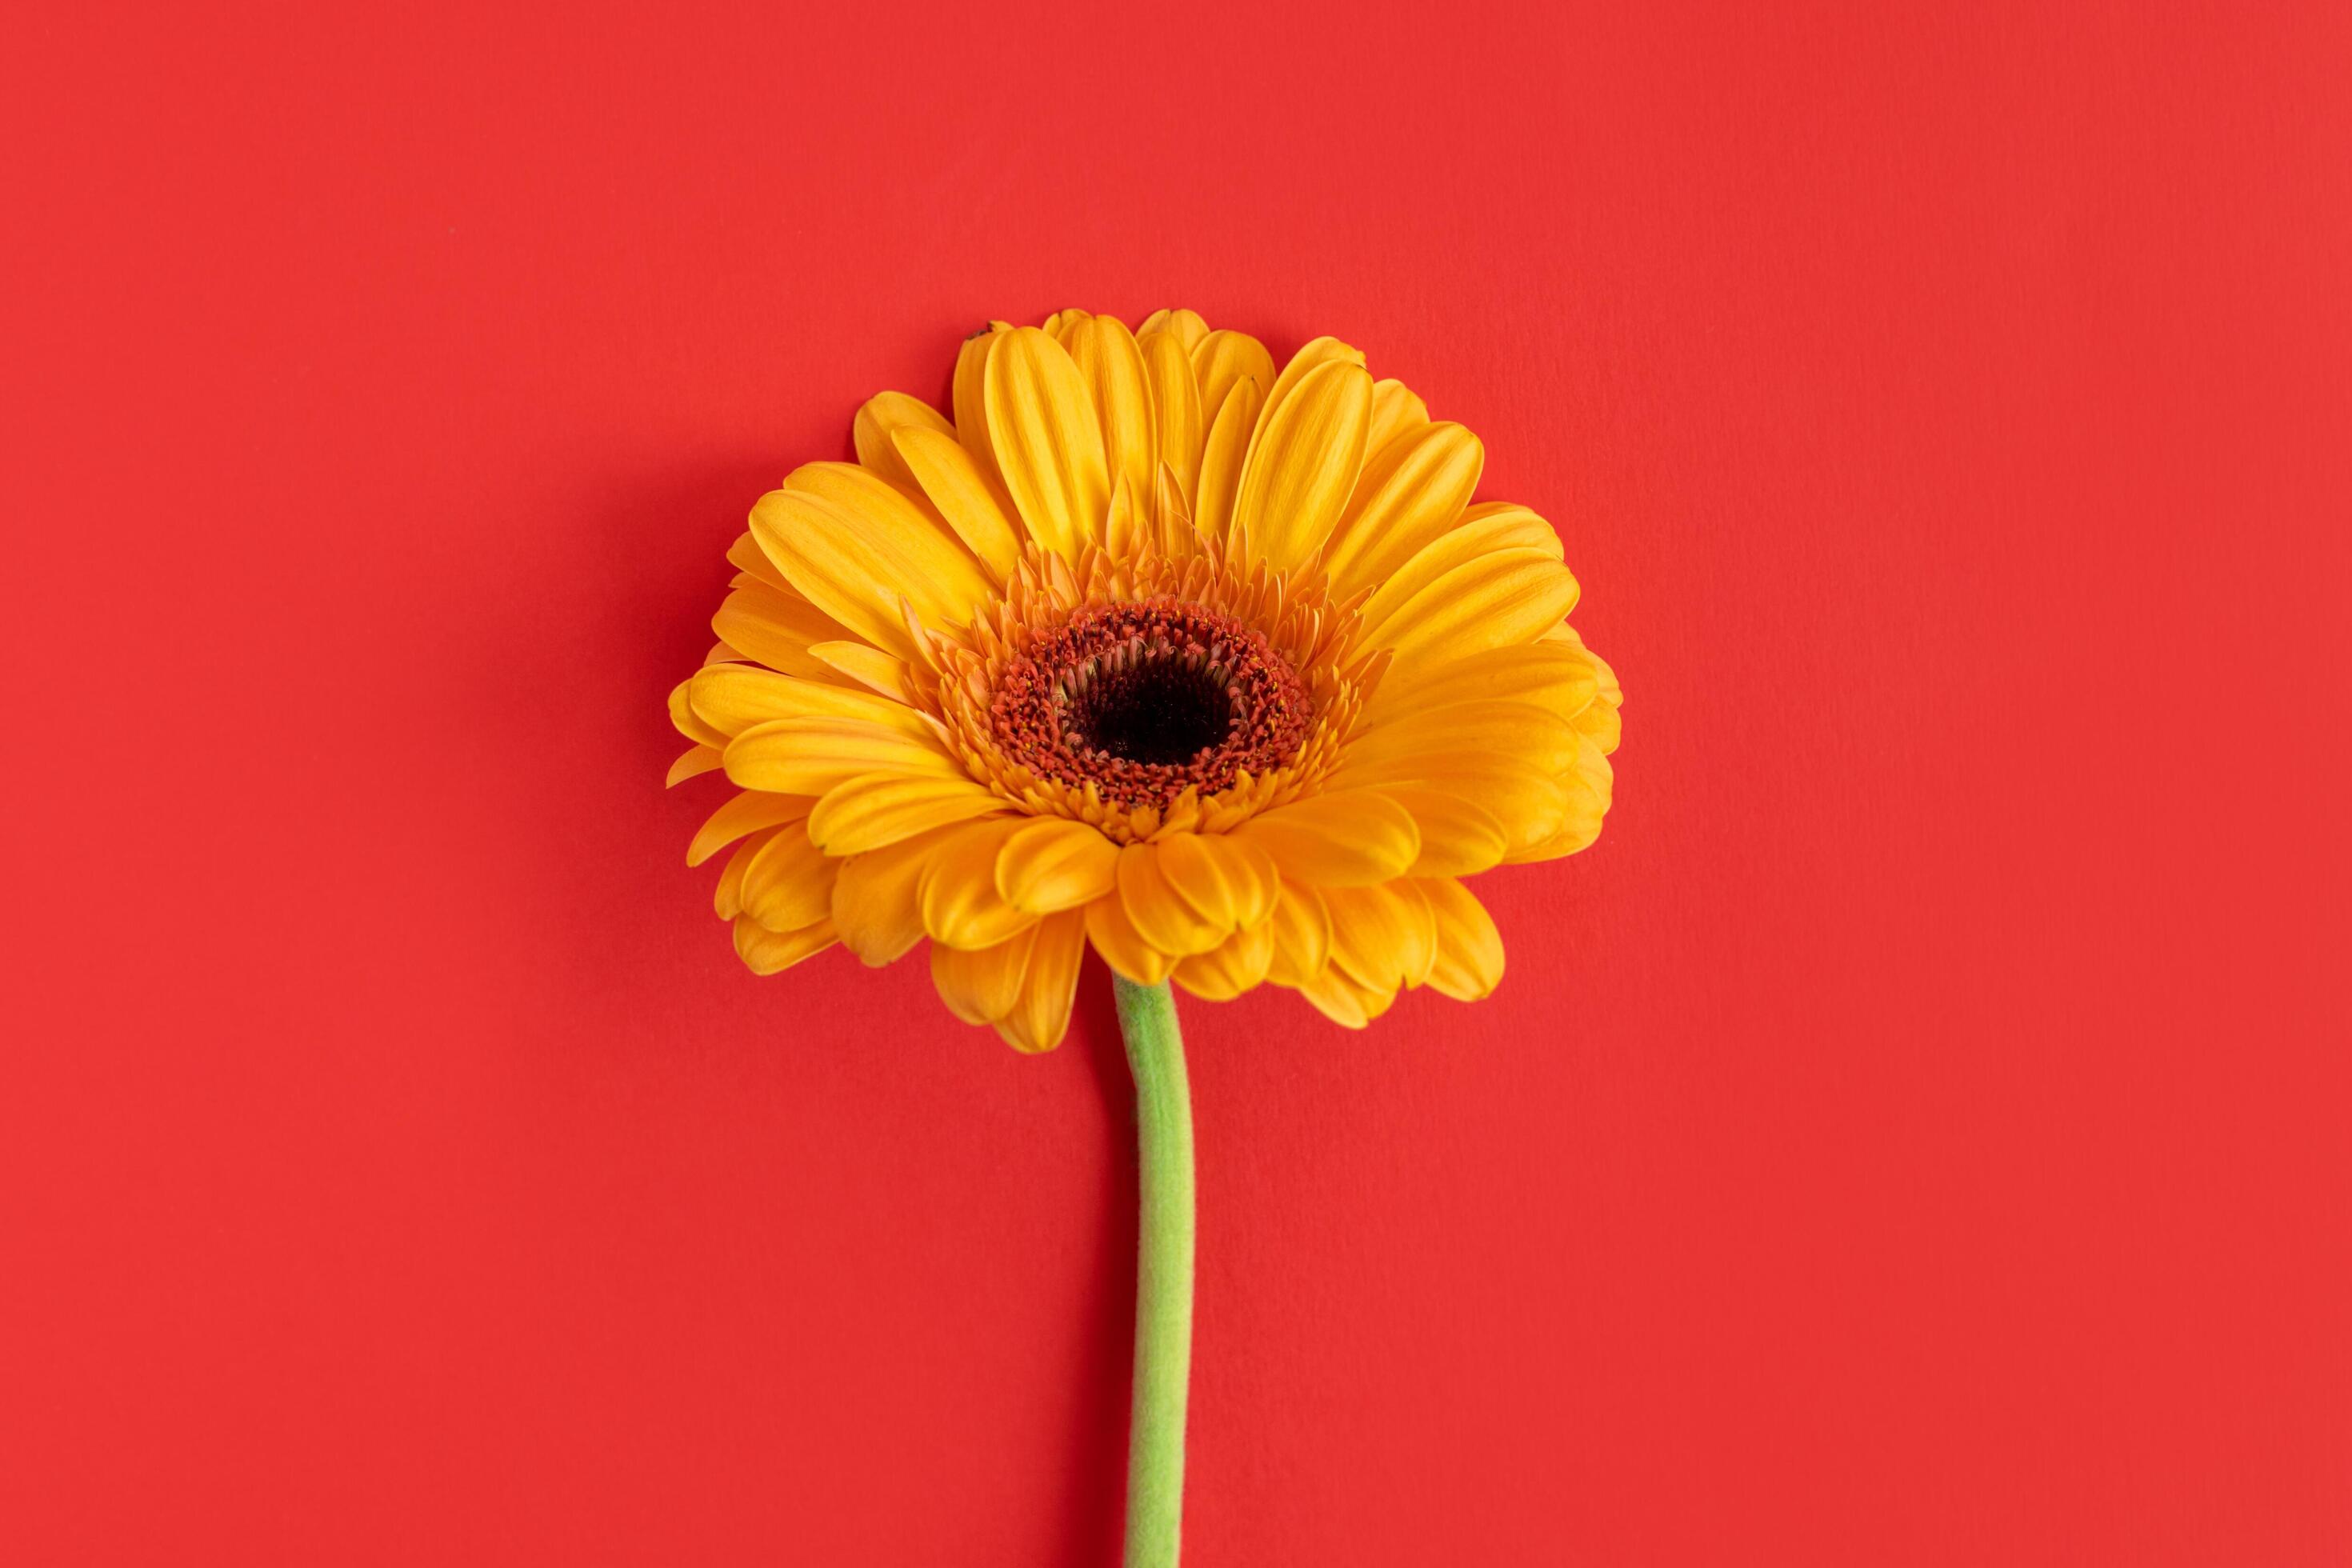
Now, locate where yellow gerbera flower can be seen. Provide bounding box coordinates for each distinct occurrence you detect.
[666,307,1621,1052]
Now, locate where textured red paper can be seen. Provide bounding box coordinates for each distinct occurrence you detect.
[4,5,2347,1563]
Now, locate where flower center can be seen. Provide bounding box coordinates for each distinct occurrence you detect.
[990,601,1313,812]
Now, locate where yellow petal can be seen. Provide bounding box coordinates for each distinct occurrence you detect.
[738,822,838,933]
[714,827,778,919]
[1190,329,1275,433]
[1234,790,1419,886]
[852,390,954,493]
[689,790,813,866]
[1232,358,1374,571]
[1322,880,1438,992]
[918,817,1040,950]
[726,530,790,593]
[1326,752,1566,857]
[1153,832,1279,932]
[724,717,960,796]
[1320,422,1485,595]
[1503,735,1613,864]
[997,910,1088,1052]
[1337,701,1578,778]
[1084,891,1178,985]
[952,325,1010,488]
[1192,376,1260,545]
[806,774,1010,856]
[734,914,837,975]
[1296,966,1387,1029]
[753,466,991,661]
[666,744,724,786]
[1138,307,1210,350]
[1065,314,1155,506]
[1255,334,1366,434]
[667,679,728,748]
[1355,505,1564,647]
[1138,328,1204,505]
[1418,878,1505,1000]
[1114,842,1232,957]
[1381,787,1510,878]
[1366,378,1430,454]
[930,926,1038,1025]
[995,817,1120,914]
[1263,882,1333,986]
[830,824,962,965]
[1173,920,1276,1002]
[711,581,854,681]
[1365,550,1582,669]
[890,425,1023,581]
[690,662,934,740]
[983,326,1109,559]
[806,641,920,706]
[1360,642,1599,727]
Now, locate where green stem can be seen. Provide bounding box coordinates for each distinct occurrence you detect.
[1114,975,1194,1568]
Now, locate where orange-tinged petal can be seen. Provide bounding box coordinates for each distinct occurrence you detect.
[738,822,838,933]
[852,390,954,492]
[1085,891,1178,985]
[1382,787,1510,878]
[1297,966,1389,1028]
[918,817,1040,950]
[1114,842,1231,956]
[1326,752,1566,857]
[1139,328,1204,503]
[830,824,962,965]
[668,680,728,748]
[689,790,813,866]
[711,581,854,680]
[714,826,778,919]
[1322,880,1438,992]
[753,466,990,661]
[931,926,1038,1024]
[995,817,1119,914]
[734,914,838,975]
[1153,832,1279,931]
[1264,882,1333,985]
[1418,878,1506,1000]
[1232,358,1374,571]
[1366,549,1582,668]
[726,530,790,593]
[1065,314,1155,506]
[1234,790,1420,886]
[723,717,960,796]
[666,744,724,786]
[984,326,1109,559]
[690,662,934,740]
[1190,329,1275,433]
[1320,422,1485,595]
[806,774,1009,856]
[1173,920,1276,1002]
[1192,377,1260,545]
[997,910,1087,1052]
[890,425,1023,582]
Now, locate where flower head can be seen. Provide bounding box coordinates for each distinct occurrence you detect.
[668,310,1621,1050]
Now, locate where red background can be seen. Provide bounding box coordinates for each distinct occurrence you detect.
[6,3,2347,1562]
